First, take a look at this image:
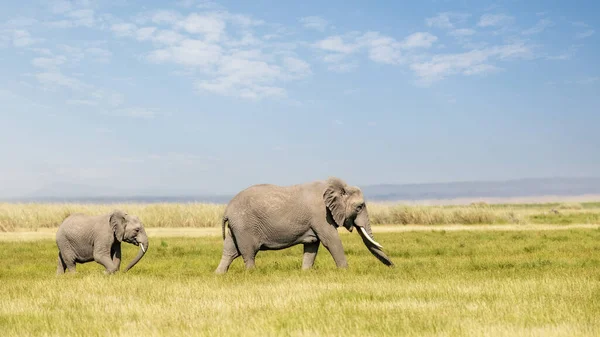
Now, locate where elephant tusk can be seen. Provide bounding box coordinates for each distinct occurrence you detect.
[140,243,146,253]
[359,227,383,249]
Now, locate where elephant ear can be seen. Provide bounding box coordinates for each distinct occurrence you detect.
[110,210,127,242]
[323,177,348,227]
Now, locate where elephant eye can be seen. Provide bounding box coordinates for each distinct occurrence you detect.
[356,203,365,212]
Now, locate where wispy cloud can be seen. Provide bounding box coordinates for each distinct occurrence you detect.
[112,107,161,119]
[112,9,307,100]
[299,16,328,31]
[477,14,514,28]
[449,28,476,37]
[575,29,595,39]
[66,99,98,106]
[522,19,554,35]
[410,43,533,84]
[314,31,438,67]
[425,12,470,30]
[401,32,438,49]
[4,29,39,47]
[35,71,88,91]
[314,35,359,53]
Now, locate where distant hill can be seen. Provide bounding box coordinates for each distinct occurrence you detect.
[8,182,231,204]
[360,177,600,201]
[3,177,600,204]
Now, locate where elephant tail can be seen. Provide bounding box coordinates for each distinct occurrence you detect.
[221,216,228,240]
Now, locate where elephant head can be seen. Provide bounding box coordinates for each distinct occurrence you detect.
[110,210,149,272]
[323,177,394,267]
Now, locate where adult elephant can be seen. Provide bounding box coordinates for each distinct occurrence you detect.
[215,177,394,273]
[55,210,149,275]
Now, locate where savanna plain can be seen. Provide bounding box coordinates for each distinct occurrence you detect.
[1,201,600,337]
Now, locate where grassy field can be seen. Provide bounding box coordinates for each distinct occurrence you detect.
[2,201,600,231]
[1,228,599,336]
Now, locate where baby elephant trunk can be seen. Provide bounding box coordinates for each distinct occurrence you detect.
[124,232,148,272]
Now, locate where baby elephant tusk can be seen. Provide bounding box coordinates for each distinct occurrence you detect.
[359,227,383,249]
[140,243,146,253]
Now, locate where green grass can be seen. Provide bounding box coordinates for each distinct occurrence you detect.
[2,229,600,336]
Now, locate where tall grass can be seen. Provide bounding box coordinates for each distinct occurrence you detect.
[0,203,225,231]
[1,201,600,232]
[1,229,599,336]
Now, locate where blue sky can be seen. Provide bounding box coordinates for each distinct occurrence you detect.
[0,0,598,197]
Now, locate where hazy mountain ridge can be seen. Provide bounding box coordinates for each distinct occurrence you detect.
[3,177,600,204]
[361,177,600,201]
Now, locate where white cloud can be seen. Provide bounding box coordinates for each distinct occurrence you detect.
[195,56,285,99]
[151,10,182,25]
[111,23,137,36]
[50,0,73,14]
[283,57,311,78]
[134,27,157,41]
[449,28,476,37]
[572,22,590,28]
[359,32,402,64]
[426,12,470,29]
[113,107,159,119]
[314,36,358,53]
[31,56,67,69]
[5,17,38,27]
[177,0,196,8]
[300,16,328,31]
[401,32,438,49]
[66,99,98,106]
[66,9,96,27]
[35,71,88,91]
[175,13,226,41]
[571,77,599,85]
[153,30,185,45]
[86,47,112,63]
[463,64,501,75]
[30,48,53,56]
[575,30,595,39]
[147,39,222,67]
[10,30,38,47]
[109,8,307,100]
[522,19,553,35]
[410,43,533,83]
[315,31,437,68]
[327,62,357,73]
[91,89,125,107]
[477,14,514,28]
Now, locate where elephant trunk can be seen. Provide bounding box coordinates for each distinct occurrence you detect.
[356,210,394,267]
[124,231,148,272]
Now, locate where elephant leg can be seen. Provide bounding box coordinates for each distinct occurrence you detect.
[111,244,121,271]
[236,240,258,270]
[227,225,259,270]
[56,252,67,275]
[215,235,241,274]
[60,251,77,273]
[302,241,320,270]
[318,232,348,268]
[94,252,118,274]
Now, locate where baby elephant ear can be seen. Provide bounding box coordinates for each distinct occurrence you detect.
[110,210,127,242]
[323,177,348,227]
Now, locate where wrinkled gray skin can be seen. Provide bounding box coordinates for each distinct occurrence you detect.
[55,210,149,275]
[215,177,394,274]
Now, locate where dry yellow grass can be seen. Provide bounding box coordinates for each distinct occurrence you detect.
[1,201,600,232]
[0,203,225,231]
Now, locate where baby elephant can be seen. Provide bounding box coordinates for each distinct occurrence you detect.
[55,210,149,275]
